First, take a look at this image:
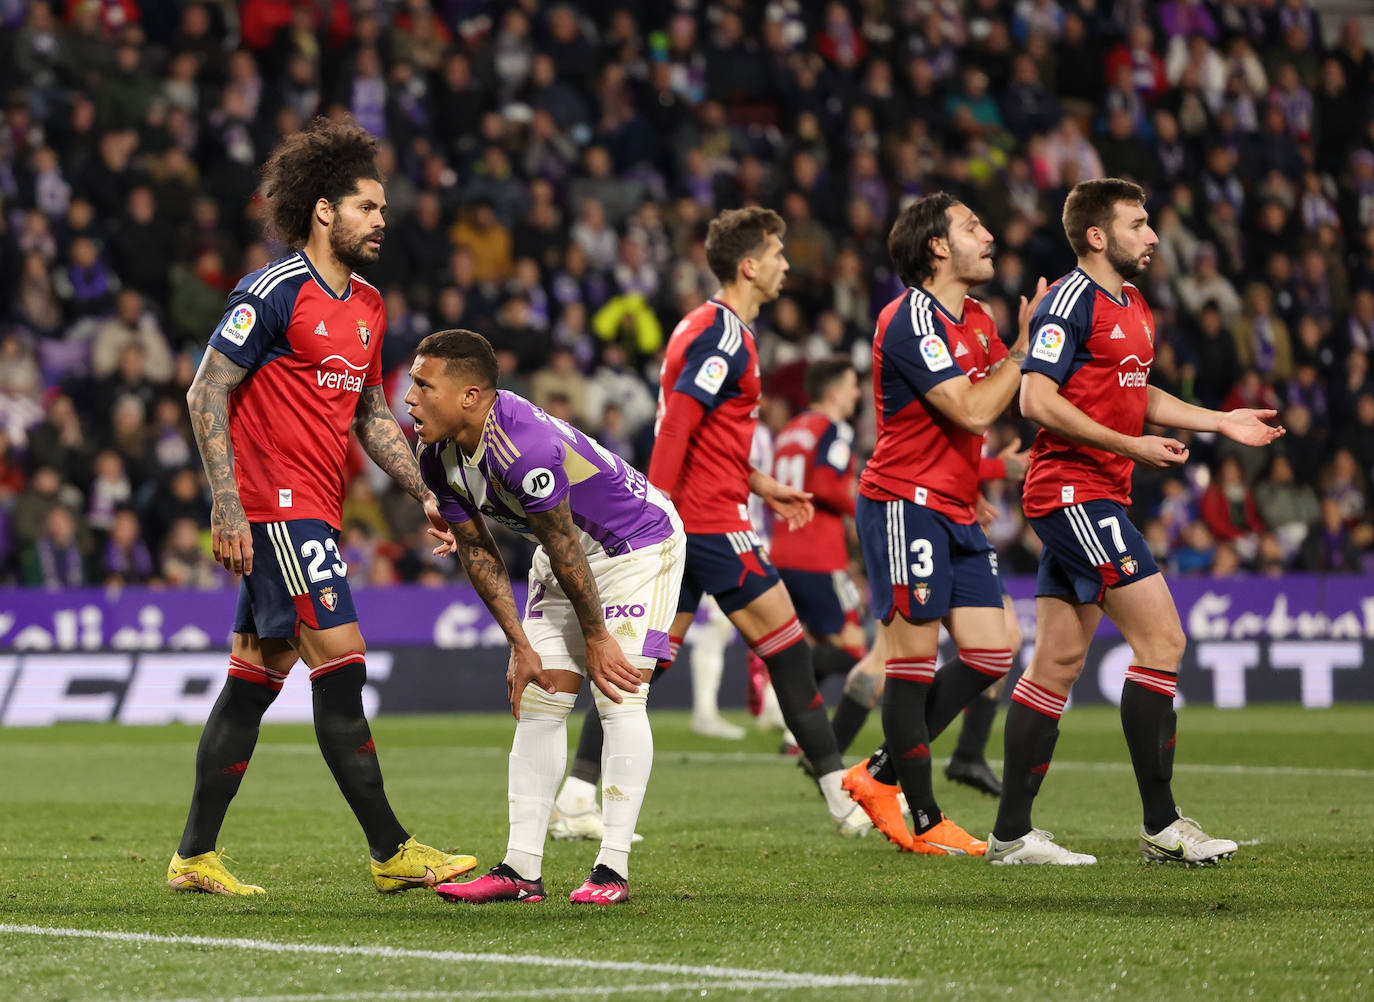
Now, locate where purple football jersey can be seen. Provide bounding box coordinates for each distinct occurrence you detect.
[418,391,678,555]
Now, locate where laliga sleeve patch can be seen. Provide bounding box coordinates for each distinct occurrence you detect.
[919,334,954,372]
[522,467,557,500]
[825,438,851,470]
[1032,323,1067,364]
[220,303,257,346]
[693,354,731,395]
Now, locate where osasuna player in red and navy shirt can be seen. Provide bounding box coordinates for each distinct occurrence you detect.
[994,179,1284,867]
[168,119,472,897]
[843,193,1047,857]
[555,208,868,836]
[769,357,876,752]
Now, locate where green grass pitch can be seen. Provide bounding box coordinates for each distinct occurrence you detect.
[1,704,1372,1001]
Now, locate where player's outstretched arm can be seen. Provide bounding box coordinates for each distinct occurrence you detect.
[447,515,554,716]
[1021,372,1189,470]
[187,348,253,575]
[1145,386,1286,447]
[353,384,434,505]
[526,500,642,702]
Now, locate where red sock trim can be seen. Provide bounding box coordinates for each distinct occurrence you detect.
[227,655,285,692]
[1124,665,1178,698]
[1011,677,1066,720]
[308,651,366,681]
[885,656,936,684]
[751,617,804,659]
[958,647,1014,678]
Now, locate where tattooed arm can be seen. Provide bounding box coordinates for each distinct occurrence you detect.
[526,500,643,700]
[450,514,556,714]
[187,348,253,574]
[353,384,434,504]
[453,516,528,648]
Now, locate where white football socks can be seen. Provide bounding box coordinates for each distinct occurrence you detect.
[593,682,652,879]
[689,609,733,720]
[818,770,852,820]
[554,774,597,815]
[504,686,576,880]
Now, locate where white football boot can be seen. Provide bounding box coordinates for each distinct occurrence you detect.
[986,829,1097,865]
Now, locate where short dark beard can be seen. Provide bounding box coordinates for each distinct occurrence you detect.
[330,222,380,271]
[1106,234,1145,280]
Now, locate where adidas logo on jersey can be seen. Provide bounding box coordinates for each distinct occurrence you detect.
[1110,324,1126,340]
[954,341,969,357]
[314,321,330,337]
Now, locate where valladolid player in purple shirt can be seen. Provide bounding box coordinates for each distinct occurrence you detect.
[406,329,685,905]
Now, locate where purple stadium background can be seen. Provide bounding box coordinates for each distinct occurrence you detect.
[2,575,1370,726]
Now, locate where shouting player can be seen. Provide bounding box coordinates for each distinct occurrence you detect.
[843,192,1047,855]
[167,118,474,895]
[555,207,867,835]
[407,329,683,905]
[989,178,1283,865]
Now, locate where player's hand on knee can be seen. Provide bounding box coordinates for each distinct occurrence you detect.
[585,634,642,703]
[507,643,553,719]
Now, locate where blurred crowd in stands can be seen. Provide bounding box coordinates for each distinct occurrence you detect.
[0,0,1372,591]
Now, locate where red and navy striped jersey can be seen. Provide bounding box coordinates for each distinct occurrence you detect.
[654,298,761,533]
[1020,268,1155,517]
[770,410,855,573]
[207,250,386,529]
[859,288,1006,523]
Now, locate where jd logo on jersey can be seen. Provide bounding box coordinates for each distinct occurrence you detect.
[356,319,372,348]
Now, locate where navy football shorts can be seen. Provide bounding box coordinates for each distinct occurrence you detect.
[856,495,1002,622]
[779,567,861,638]
[232,519,358,639]
[678,529,781,616]
[1030,499,1161,604]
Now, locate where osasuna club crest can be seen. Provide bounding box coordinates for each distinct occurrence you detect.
[356,318,372,347]
[318,587,339,612]
[913,582,931,605]
[1120,556,1138,576]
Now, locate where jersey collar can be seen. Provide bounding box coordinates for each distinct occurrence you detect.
[708,297,756,332]
[298,249,354,301]
[461,392,504,466]
[1073,267,1130,309]
[911,286,965,325]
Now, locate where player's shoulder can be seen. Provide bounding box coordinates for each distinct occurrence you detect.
[231,251,311,303]
[778,410,826,450]
[879,286,938,339]
[1038,268,1097,322]
[675,298,748,356]
[486,391,561,470]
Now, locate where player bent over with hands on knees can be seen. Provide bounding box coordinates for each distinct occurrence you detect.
[408,329,685,904]
[989,178,1284,866]
[843,192,1048,856]
[167,117,474,896]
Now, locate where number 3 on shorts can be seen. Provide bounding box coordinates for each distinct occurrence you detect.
[909,538,933,578]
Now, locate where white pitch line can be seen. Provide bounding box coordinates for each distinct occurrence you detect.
[100,979,810,1002]
[0,926,907,989]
